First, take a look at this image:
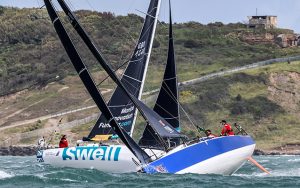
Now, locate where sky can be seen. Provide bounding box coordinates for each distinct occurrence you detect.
[1,0,300,33]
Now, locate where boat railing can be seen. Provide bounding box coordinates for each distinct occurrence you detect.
[233,123,248,135]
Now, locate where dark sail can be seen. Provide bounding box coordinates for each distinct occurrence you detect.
[153,0,179,130]
[44,0,150,164]
[139,0,180,148]
[57,0,183,151]
[80,0,162,140]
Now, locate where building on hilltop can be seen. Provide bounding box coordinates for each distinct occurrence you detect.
[247,15,277,29]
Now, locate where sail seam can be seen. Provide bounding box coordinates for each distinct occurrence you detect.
[78,68,86,75]
[52,17,59,24]
[108,104,133,108]
[163,77,177,81]
[163,117,179,119]
[123,74,142,83]
[128,53,149,63]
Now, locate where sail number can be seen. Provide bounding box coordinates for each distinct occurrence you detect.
[135,41,146,57]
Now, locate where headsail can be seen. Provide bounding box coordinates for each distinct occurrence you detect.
[83,0,162,141]
[139,0,181,148]
[43,0,150,164]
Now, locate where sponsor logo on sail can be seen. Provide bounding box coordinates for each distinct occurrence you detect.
[99,122,111,128]
[121,106,134,114]
[62,146,121,161]
[135,41,146,57]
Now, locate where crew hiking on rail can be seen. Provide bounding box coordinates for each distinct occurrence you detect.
[220,120,234,136]
[59,135,69,148]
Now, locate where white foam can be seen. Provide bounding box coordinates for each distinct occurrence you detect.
[287,158,300,162]
[270,168,300,177]
[0,170,13,179]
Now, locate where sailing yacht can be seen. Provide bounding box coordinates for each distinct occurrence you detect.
[39,0,164,173]
[37,0,255,175]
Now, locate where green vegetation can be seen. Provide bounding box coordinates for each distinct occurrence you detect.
[178,62,300,149]
[1,7,300,96]
[0,7,300,150]
[3,119,46,134]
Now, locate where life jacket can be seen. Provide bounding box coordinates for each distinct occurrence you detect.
[221,123,234,136]
[59,138,68,148]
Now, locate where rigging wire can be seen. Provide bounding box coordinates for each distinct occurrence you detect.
[53,0,184,146]
[65,0,147,86]
[86,0,136,47]
[96,59,129,87]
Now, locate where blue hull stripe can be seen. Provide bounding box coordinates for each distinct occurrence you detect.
[145,136,255,173]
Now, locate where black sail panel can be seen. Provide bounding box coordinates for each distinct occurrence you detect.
[44,0,150,164]
[153,0,179,130]
[87,0,161,140]
[139,0,180,147]
[132,97,182,138]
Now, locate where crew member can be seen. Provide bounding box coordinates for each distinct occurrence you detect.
[59,135,68,148]
[220,120,234,136]
[205,129,217,138]
[38,136,46,149]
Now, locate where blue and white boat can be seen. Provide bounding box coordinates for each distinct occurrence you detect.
[38,0,256,175]
[38,136,255,175]
[144,136,255,174]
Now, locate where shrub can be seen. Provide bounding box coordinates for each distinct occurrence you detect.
[183,40,202,48]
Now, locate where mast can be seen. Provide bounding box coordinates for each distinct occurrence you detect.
[57,0,162,140]
[131,0,162,136]
[43,0,150,164]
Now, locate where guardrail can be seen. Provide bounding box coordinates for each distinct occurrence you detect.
[179,55,300,86]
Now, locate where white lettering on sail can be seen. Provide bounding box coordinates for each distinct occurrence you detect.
[115,113,133,121]
[121,106,134,114]
[99,123,111,128]
[135,41,146,57]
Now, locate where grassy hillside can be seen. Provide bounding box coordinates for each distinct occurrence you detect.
[0,7,300,150]
[1,7,300,96]
[178,61,300,149]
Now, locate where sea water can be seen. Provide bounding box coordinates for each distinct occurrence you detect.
[0,155,299,188]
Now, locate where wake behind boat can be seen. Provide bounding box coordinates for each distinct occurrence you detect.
[38,0,256,175]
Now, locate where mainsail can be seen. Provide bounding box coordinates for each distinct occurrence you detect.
[54,0,183,152]
[43,0,150,164]
[153,0,179,130]
[139,0,181,148]
[83,0,162,141]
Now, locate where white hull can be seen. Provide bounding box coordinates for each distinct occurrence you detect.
[176,144,255,174]
[40,145,138,173]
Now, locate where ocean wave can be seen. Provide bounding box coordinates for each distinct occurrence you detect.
[0,170,13,179]
[287,158,300,162]
[1,156,300,187]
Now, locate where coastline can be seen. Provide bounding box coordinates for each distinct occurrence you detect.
[1,146,300,156]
